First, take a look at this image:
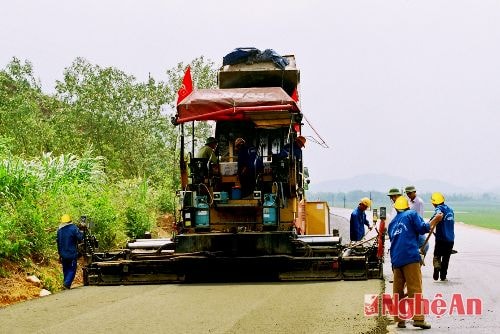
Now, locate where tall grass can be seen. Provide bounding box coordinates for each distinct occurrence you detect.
[0,149,161,262]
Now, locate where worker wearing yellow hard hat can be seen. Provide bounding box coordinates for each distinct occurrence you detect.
[349,197,372,242]
[56,214,85,290]
[429,192,455,282]
[387,195,442,329]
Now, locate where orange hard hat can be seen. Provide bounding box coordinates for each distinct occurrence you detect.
[296,136,306,147]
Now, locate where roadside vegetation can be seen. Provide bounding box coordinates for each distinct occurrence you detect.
[0,56,217,298]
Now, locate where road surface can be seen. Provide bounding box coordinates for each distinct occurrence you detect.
[0,280,385,334]
[1,208,498,333]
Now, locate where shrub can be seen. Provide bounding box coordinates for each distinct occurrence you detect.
[125,207,151,239]
[0,210,30,260]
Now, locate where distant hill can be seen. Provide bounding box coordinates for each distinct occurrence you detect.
[308,173,483,194]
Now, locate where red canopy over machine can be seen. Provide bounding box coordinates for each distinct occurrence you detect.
[174,87,300,126]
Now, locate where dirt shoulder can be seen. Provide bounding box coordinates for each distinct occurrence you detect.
[0,258,84,308]
[0,216,174,308]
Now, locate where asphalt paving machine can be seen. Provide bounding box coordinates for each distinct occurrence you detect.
[82,48,384,285]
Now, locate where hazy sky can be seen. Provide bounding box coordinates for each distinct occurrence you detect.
[2,0,500,190]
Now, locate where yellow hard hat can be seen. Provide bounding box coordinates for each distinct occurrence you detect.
[394,196,409,210]
[60,214,72,224]
[360,197,371,207]
[431,192,445,205]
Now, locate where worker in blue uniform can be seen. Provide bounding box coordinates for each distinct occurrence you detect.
[235,138,263,198]
[56,214,85,289]
[429,192,455,281]
[388,196,442,329]
[278,135,306,160]
[349,197,372,242]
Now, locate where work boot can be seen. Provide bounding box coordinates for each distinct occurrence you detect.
[397,321,406,328]
[433,268,439,281]
[440,269,447,281]
[433,256,441,280]
[413,320,431,329]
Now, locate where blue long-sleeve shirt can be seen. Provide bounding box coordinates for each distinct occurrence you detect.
[431,204,455,242]
[57,223,83,260]
[350,207,370,241]
[388,209,430,268]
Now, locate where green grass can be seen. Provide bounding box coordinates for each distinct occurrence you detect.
[443,201,500,230]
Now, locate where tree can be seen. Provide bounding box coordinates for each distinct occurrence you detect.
[54,58,174,180]
[0,58,58,156]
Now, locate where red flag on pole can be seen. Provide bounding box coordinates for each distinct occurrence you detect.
[291,87,299,102]
[177,65,193,105]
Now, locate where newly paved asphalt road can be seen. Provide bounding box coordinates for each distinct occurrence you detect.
[1,208,497,333]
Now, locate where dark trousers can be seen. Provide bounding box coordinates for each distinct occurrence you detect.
[239,170,256,198]
[61,257,78,288]
[433,240,454,278]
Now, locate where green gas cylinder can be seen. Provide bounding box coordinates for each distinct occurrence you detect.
[194,196,210,227]
[263,193,278,226]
